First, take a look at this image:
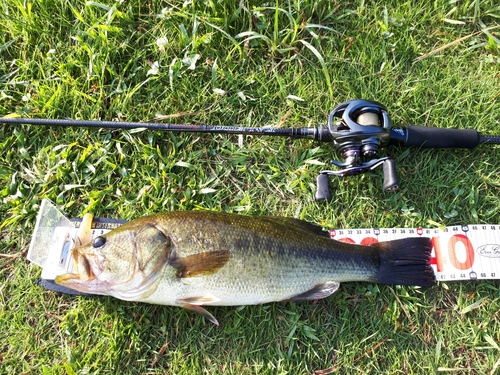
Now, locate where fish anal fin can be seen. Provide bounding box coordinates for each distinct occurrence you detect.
[288,281,340,301]
[180,303,219,325]
[170,250,230,278]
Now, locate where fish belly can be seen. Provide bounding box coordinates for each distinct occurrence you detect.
[141,261,339,306]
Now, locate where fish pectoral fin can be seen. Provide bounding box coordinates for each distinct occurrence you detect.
[169,250,230,278]
[180,303,219,326]
[287,281,340,301]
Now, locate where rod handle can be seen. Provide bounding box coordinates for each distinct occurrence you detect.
[391,126,480,148]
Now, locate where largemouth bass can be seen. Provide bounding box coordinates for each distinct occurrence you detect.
[55,211,435,324]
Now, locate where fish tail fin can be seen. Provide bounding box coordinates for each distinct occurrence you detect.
[372,237,436,286]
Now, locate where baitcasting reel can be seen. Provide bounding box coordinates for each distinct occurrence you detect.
[315,99,399,201]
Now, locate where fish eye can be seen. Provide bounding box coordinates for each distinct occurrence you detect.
[92,236,106,248]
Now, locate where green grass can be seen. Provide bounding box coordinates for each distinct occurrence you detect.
[1,0,500,373]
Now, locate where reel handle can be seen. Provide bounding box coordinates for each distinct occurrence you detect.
[314,157,399,201]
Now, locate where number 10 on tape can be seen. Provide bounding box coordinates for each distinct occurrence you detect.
[329,225,500,282]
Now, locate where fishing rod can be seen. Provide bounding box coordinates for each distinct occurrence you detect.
[3,99,500,201]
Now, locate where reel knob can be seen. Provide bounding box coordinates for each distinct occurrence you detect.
[315,174,332,201]
[382,159,399,192]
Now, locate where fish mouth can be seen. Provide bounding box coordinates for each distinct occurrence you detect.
[54,251,95,290]
[54,272,83,285]
[73,251,95,281]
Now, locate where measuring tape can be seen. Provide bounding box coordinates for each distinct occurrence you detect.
[329,225,500,282]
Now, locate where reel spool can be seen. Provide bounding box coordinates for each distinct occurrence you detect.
[315,99,399,201]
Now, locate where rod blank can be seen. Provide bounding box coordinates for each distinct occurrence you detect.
[1,116,333,142]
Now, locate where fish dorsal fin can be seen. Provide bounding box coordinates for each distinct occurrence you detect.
[287,281,340,301]
[260,216,330,237]
[169,250,231,278]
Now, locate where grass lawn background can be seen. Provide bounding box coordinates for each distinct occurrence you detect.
[1,0,500,374]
